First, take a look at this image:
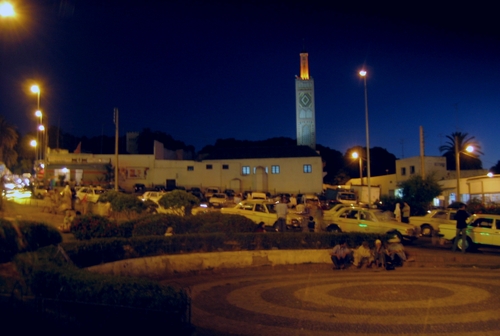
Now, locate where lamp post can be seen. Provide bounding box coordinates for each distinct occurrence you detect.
[30,139,37,160]
[31,84,45,161]
[359,70,371,207]
[351,151,363,185]
[455,135,474,203]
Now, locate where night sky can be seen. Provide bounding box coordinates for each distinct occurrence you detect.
[1,1,500,169]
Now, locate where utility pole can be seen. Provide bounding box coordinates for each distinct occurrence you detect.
[114,108,119,191]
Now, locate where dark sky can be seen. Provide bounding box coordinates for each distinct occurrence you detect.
[2,1,500,168]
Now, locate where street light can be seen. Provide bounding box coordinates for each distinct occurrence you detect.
[359,70,371,207]
[0,2,15,17]
[31,84,46,161]
[351,151,363,185]
[455,135,474,203]
[30,139,37,161]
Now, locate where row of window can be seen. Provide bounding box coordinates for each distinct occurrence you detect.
[400,166,415,176]
[186,164,313,174]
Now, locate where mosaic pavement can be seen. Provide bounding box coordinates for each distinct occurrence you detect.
[177,266,500,336]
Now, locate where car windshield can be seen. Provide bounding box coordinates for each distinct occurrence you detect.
[95,189,105,195]
[213,194,225,198]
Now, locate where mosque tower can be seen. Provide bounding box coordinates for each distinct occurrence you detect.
[295,50,316,149]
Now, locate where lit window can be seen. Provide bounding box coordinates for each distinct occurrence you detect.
[222,164,229,170]
[303,164,312,173]
[206,164,212,170]
[271,165,280,174]
[242,166,250,175]
[187,166,194,171]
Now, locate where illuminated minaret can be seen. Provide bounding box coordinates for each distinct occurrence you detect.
[295,50,316,149]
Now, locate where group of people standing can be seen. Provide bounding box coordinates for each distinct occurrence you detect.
[393,202,411,223]
[329,238,407,270]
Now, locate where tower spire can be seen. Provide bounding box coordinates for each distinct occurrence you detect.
[299,51,309,80]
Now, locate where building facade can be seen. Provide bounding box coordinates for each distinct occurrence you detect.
[43,146,324,195]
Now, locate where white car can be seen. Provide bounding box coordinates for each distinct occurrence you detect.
[438,214,500,251]
[410,209,457,237]
[221,200,305,231]
[138,191,166,203]
[209,193,230,208]
[324,206,419,241]
[75,186,106,203]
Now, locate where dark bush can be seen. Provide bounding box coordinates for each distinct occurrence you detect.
[16,220,62,251]
[0,218,20,263]
[117,219,135,238]
[132,214,187,236]
[70,214,119,240]
[188,212,255,234]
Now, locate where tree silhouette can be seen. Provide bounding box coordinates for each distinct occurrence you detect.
[0,115,19,167]
[438,132,483,170]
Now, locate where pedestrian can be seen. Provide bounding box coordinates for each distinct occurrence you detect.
[394,203,401,222]
[289,194,297,209]
[275,197,288,232]
[353,241,372,268]
[372,239,386,268]
[452,203,470,253]
[307,216,315,232]
[386,237,406,267]
[329,239,352,270]
[309,200,324,232]
[402,202,410,223]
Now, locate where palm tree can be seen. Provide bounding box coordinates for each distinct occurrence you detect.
[439,132,483,170]
[0,116,19,167]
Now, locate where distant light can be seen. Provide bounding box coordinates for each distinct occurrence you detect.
[62,167,69,173]
[30,140,37,147]
[0,2,15,17]
[465,145,474,153]
[487,172,494,178]
[35,110,42,117]
[38,124,45,131]
[352,152,359,159]
[359,70,367,77]
[30,84,40,94]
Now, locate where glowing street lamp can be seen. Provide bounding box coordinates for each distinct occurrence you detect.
[0,2,15,17]
[30,139,37,160]
[359,69,371,206]
[455,137,474,203]
[351,151,364,185]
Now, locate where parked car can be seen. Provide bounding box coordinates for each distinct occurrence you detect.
[204,187,220,199]
[209,193,230,208]
[134,183,146,193]
[223,189,235,197]
[323,206,419,242]
[146,198,212,216]
[33,186,49,199]
[410,209,457,237]
[438,214,500,251]
[138,191,166,203]
[75,186,106,203]
[221,200,305,231]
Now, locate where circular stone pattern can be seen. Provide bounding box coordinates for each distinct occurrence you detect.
[174,267,500,336]
[329,284,453,301]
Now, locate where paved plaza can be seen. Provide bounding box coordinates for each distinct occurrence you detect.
[166,265,500,336]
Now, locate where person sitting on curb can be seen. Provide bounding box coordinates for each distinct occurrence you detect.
[386,237,406,267]
[353,241,372,268]
[329,239,352,270]
[372,239,386,268]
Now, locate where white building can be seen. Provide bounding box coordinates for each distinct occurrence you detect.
[43,144,324,195]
